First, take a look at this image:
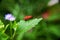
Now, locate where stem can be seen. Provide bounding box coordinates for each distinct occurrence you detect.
[2,24,9,33]
[12,21,17,38]
[11,21,17,39]
[17,32,24,40]
[10,21,13,40]
[12,30,16,39]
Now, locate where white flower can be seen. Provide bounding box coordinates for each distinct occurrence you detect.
[48,0,58,6]
[5,14,15,21]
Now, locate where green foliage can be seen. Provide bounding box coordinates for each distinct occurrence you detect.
[47,4,60,21]
[10,0,49,20]
[0,32,9,40]
[0,20,4,32]
[16,18,43,40]
[0,0,60,40]
[48,25,60,36]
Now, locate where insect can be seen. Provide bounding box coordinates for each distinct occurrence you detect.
[24,16,33,20]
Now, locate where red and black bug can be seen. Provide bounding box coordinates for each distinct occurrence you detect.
[24,16,33,20]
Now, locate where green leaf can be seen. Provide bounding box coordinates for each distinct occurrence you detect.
[17,18,43,32]
[0,20,4,32]
[0,20,9,40]
[12,4,20,17]
[48,25,60,36]
[11,4,25,20]
[0,20,4,25]
[0,32,9,40]
[16,18,43,40]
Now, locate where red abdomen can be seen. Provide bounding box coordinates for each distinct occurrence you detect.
[24,16,33,20]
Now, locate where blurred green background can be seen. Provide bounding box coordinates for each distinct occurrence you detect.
[0,0,60,40]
